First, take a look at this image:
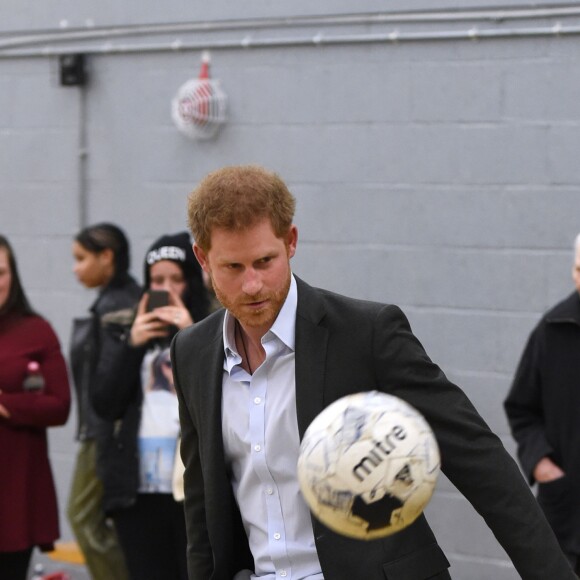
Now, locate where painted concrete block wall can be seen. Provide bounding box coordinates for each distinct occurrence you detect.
[2,4,580,578]
[0,0,574,30]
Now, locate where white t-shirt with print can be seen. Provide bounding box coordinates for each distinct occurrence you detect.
[138,346,180,493]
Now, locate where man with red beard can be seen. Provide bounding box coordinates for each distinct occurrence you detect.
[171,165,574,580]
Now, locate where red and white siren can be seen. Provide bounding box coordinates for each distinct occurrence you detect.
[172,51,228,139]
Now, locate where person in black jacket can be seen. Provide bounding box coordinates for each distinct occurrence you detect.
[69,223,140,580]
[172,164,575,580]
[505,233,580,574]
[91,232,210,580]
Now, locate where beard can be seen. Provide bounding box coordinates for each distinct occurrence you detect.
[211,269,291,331]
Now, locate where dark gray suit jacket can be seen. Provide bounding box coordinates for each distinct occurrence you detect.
[172,277,574,580]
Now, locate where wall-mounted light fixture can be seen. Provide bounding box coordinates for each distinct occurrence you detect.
[59,54,87,86]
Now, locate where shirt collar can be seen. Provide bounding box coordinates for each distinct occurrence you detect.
[270,273,297,350]
[223,274,297,366]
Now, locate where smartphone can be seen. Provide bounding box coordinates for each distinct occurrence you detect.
[146,289,170,312]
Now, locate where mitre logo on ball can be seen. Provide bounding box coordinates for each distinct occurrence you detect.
[297,391,440,540]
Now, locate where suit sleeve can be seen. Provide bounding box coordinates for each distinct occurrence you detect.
[171,331,215,580]
[503,324,552,484]
[372,305,574,580]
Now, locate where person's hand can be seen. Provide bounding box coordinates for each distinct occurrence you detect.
[0,391,10,419]
[533,456,565,483]
[149,289,193,331]
[130,294,172,347]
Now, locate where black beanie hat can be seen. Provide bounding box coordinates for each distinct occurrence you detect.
[144,232,198,287]
[144,232,210,322]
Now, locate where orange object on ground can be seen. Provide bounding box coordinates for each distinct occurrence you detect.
[47,541,86,565]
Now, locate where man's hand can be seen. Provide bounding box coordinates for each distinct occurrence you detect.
[533,456,565,483]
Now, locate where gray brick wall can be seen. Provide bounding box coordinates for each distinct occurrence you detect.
[2,3,580,578]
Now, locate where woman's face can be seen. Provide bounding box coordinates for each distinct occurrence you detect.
[149,260,186,299]
[72,241,114,289]
[0,247,12,311]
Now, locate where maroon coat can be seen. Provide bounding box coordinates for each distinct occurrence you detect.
[0,314,70,552]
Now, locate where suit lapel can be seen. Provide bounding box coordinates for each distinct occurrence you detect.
[207,328,227,455]
[294,277,329,439]
[194,311,228,466]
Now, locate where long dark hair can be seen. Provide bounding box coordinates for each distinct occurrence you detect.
[75,223,131,288]
[0,235,36,317]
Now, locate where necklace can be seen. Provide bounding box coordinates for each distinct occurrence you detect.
[236,321,253,375]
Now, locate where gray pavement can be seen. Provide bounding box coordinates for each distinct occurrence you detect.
[29,550,90,580]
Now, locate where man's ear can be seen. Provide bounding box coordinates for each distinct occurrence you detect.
[286,225,298,259]
[193,244,209,272]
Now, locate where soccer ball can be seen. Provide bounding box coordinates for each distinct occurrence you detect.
[297,391,440,540]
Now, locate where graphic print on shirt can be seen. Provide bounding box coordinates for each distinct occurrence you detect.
[138,346,180,493]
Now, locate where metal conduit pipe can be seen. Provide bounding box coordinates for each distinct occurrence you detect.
[0,22,578,59]
[1,4,580,52]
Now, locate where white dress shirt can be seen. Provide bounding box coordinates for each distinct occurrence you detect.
[222,275,324,580]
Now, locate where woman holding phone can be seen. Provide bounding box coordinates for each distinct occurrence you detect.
[91,232,210,580]
[69,223,141,580]
[0,235,70,580]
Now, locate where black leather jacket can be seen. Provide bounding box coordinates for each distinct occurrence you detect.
[69,276,142,512]
[90,284,210,513]
[92,325,147,514]
[70,276,141,441]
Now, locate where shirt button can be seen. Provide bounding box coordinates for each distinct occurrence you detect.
[273,532,281,540]
[254,444,262,452]
[254,397,262,405]
[265,487,273,495]
[280,571,287,577]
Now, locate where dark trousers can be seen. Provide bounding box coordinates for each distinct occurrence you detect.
[0,548,32,580]
[111,493,187,580]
